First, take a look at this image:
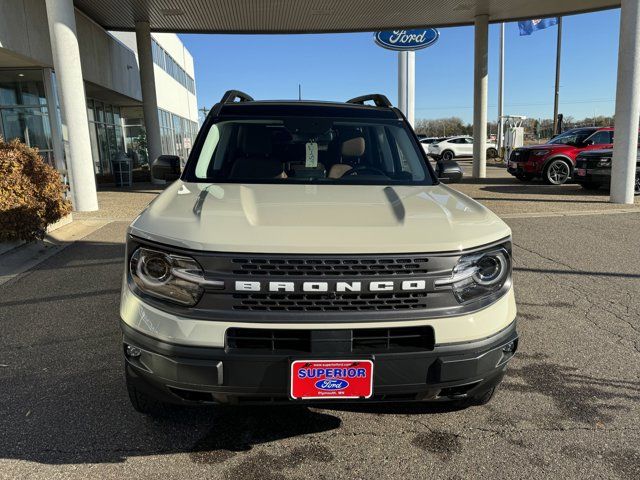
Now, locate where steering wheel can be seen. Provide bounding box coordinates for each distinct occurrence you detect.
[342,166,387,177]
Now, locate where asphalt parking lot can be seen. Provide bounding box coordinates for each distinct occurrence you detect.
[1,170,639,479]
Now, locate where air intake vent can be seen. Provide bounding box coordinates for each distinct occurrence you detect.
[352,326,435,353]
[226,328,311,353]
[230,256,429,276]
[225,326,434,354]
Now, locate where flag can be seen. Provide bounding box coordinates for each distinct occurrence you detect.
[518,18,558,36]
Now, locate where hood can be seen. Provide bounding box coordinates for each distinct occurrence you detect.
[524,144,565,150]
[129,181,511,254]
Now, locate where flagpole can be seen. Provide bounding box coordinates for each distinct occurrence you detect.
[553,16,562,134]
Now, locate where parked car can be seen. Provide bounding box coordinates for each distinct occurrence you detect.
[507,127,614,185]
[419,136,448,154]
[120,90,518,415]
[574,149,640,194]
[428,136,498,161]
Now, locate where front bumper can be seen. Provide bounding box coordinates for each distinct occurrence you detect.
[574,168,610,187]
[122,320,518,405]
[507,161,540,176]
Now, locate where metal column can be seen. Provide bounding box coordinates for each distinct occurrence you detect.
[45,0,98,211]
[135,21,163,183]
[610,0,640,204]
[473,14,489,178]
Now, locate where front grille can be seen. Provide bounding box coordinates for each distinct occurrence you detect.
[510,149,530,162]
[230,256,429,276]
[232,292,428,312]
[225,326,435,354]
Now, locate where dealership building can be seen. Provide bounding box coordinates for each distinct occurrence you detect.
[0,0,637,211]
[0,1,198,192]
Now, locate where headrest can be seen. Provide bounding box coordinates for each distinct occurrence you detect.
[229,157,283,179]
[341,137,365,157]
[241,125,272,156]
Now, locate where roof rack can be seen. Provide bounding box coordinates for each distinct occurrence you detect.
[346,94,392,108]
[220,90,254,104]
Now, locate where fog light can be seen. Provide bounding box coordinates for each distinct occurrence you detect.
[126,345,142,357]
[502,341,516,353]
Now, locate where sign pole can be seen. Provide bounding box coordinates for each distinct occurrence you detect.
[397,51,415,126]
[553,17,562,134]
[497,23,505,153]
[407,50,415,126]
[397,51,407,116]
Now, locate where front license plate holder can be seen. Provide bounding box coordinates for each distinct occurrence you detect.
[290,359,374,400]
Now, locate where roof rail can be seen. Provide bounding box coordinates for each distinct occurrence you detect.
[346,94,392,108]
[220,90,254,104]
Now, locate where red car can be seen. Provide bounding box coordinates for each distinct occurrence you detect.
[507,127,614,185]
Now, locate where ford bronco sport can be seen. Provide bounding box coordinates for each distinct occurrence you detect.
[120,91,518,415]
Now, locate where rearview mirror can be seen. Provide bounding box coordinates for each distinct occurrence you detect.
[151,155,181,182]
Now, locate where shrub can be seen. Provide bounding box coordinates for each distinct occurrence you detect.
[0,138,72,242]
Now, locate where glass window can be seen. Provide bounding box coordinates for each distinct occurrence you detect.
[548,128,596,146]
[586,130,613,145]
[94,101,104,123]
[113,107,121,126]
[105,105,114,125]
[186,118,433,185]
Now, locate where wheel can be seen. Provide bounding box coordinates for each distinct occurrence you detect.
[487,147,498,159]
[580,182,601,191]
[126,366,173,417]
[441,150,454,161]
[543,159,571,185]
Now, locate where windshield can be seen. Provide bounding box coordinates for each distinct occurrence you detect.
[547,129,595,146]
[183,117,435,185]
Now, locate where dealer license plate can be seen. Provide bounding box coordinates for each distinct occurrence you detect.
[577,168,587,176]
[290,359,374,400]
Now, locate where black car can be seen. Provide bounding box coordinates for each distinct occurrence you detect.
[574,149,640,194]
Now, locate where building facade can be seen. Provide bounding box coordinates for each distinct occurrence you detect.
[0,1,198,188]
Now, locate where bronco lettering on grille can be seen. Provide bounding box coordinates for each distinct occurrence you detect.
[234,280,427,293]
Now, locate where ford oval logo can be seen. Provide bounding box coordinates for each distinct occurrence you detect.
[374,29,439,51]
[315,379,349,391]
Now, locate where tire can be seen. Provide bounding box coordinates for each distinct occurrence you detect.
[580,182,601,191]
[441,150,454,161]
[543,158,572,185]
[126,367,173,417]
[487,148,498,159]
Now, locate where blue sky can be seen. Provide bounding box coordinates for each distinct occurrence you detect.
[180,8,620,124]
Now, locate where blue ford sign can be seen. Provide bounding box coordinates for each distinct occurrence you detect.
[374,29,439,51]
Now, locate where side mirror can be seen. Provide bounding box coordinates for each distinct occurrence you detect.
[436,159,463,183]
[151,155,181,182]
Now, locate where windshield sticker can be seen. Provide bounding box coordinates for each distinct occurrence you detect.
[306,142,318,168]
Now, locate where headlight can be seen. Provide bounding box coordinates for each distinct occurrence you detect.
[597,157,611,167]
[532,150,550,157]
[435,244,511,303]
[129,247,205,306]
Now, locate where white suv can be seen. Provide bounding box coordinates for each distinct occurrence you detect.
[120,91,517,415]
[429,136,498,161]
